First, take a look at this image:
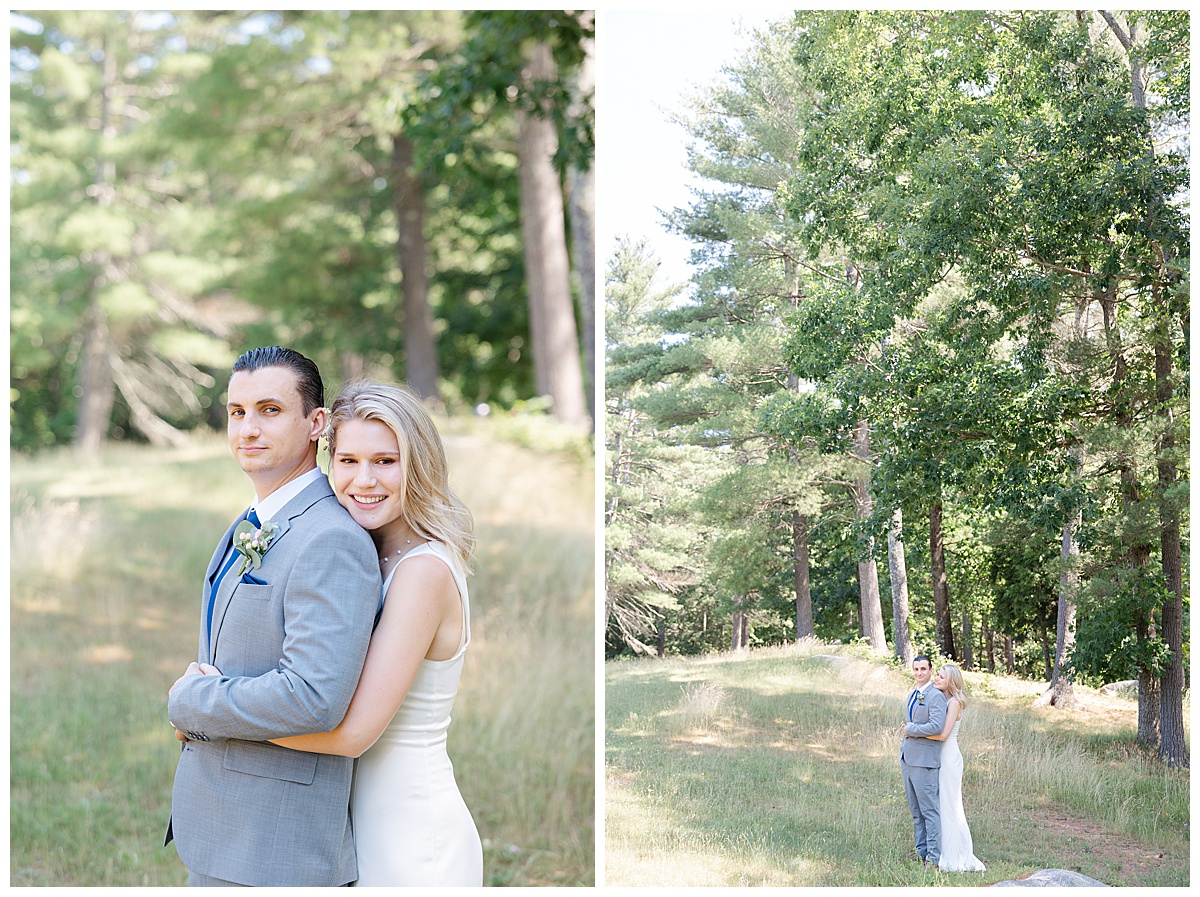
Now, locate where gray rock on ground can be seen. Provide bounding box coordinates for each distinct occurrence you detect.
[991,869,1108,887]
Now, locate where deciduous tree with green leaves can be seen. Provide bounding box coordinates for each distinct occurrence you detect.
[605,10,1186,772]
[777,9,1186,759]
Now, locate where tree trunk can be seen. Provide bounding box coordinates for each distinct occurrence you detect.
[731,607,748,652]
[1037,515,1083,710]
[568,165,595,418]
[887,508,913,665]
[1051,515,1080,690]
[1102,11,1186,767]
[74,31,119,455]
[1104,265,1164,749]
[1137,645,1161,749]
[1155,288,1188,768]
[391,133,441,401]
[983,619,995,674]
[75,301,116,454]
[960,612,973,671]
[656,618,666,659]
[792,511,814,640]
[566,12,595,420]
[1121,467,1161,749]
[851,418,888,653]
[1040,626,1052,681]
[516,42,589,428]
[856,546,885,651]
[1003,634,1015,675]
[929,495,956,659]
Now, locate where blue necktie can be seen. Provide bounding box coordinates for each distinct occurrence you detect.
[907,688,919,721]
[206,509,259,644]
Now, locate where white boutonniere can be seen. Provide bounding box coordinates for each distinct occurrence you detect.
[233,519,280,576]
[916,692,926,706]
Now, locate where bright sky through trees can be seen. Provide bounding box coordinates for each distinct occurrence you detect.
[599,9,784,289]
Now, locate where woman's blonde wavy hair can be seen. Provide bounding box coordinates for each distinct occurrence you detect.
[327,381,474,571]
[939,663,968,710]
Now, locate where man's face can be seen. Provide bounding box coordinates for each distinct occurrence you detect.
[226,366,324,493]
[911,659,932,688]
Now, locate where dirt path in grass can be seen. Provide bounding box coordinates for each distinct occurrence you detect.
[974,677,1188,886]
[1025,806,1186,887]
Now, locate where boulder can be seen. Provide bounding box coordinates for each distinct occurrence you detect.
[991,869,1108,887]
[1099,680,1137,698]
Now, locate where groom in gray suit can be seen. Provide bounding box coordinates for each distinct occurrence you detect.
[900,654,946,868]
[166,347,380,886]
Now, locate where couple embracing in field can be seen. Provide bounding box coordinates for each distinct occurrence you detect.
[900,654,986,874]
[165,346,482,886]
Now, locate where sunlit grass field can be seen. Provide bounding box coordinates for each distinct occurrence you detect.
[10,416,595,886]
[605,641,1189,887]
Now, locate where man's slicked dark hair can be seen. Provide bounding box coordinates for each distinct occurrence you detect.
[231,346,324,414]
[913,654,932,667]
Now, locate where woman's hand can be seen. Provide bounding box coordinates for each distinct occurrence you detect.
[169,661,222,696]
[169,663,222,741]
[170,662,202,698]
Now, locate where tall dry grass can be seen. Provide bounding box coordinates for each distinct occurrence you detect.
[605,641,1189,887]
[10,421,594,886]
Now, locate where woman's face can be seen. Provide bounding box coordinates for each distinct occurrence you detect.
[330,417,406,532]
[934,669,949,691]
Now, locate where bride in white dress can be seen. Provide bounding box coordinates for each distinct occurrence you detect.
[925,663,985,873]
[269,381,483,885]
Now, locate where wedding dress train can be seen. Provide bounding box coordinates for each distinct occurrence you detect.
[937,718,985,872]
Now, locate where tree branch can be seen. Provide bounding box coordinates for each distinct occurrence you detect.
[1097,11,1132,51]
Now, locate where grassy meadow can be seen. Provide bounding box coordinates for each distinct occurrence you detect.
[605,641,1189,887]
[9,416,595,886]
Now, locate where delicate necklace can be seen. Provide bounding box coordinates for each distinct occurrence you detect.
[380,539,413,564]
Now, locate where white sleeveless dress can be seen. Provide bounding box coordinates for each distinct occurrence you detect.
[937,717,985,872]
[350,541,483,886]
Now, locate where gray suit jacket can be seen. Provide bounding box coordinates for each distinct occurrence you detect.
[166,476,380,886]
[900,685,947,769]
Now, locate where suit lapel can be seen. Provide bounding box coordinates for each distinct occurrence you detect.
[907,688,918,721]
[279,475,335,523]
[204,510,251,662]
[207,476,335,662]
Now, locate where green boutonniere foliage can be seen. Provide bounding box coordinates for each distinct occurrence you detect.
[233,519,280,577]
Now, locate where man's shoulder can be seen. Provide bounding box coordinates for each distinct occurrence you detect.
[276,485,370,546]
[276,500,379,591]
[294,489,351,521]
[279,478,349,523]
[290,492,368,537]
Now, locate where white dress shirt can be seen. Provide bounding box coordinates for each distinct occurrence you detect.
[252,465,327,524]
